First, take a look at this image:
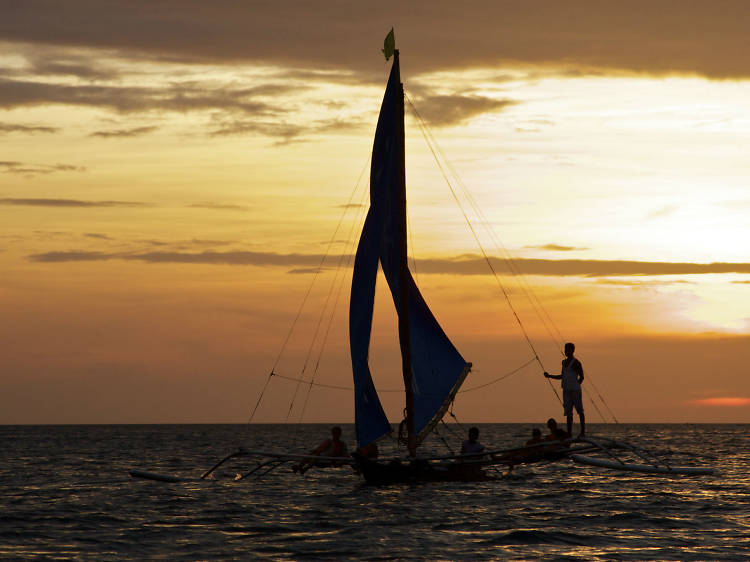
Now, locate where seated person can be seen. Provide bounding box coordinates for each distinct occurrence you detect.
[293,426,349,474]
[545,418,570,443]
[526,428,543,446]
[461,426,485,456]
[356,441,379,459]
[497,428,544,466]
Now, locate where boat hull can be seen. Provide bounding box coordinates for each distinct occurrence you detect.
[353,453,498,484]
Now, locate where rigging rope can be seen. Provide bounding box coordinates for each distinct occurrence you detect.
[270,356,538,395]
[249,156,370,426]
[459,357,537,393]
[406,96,618,424]
[405,92,561,406]
[409,91,619,423]
[298,187,370,421]
[284,161,370,421]
[432,423,456,454]
[246,371,275,425]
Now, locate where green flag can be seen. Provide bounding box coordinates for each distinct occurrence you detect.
[382,28,395,61]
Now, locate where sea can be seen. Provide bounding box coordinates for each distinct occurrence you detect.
[1,423,747,560]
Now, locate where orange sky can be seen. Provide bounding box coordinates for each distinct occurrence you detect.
[1,1,749,424]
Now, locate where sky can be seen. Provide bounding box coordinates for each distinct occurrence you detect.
[1,1,749,425]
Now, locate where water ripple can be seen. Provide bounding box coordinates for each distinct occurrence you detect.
[0,423,747,560]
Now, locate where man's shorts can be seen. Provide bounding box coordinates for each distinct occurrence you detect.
[563,389,584,416]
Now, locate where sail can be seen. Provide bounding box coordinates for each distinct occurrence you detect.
[350,57,470,448]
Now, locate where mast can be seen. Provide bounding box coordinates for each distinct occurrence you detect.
[393,49,416,457]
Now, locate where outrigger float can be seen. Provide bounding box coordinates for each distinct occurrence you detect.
[130,435,714,484]
[130,32,714,485]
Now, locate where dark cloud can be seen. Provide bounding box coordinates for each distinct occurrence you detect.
[0,198,145,207]
[25,249,750,277]
[188,202,249,211]
[131,251,325,266]
[409,95,517,127]
[3,2,750,78]
[84,233,113,240]
[207,119,306,141]
[414,257,750,277]
[0,122,59,134]
[287,267,326,275]
[90,125,158,138]
[30,251,113,262]
[27,54,120,80]
[29,250,325,266]
[525,244,588,252]
[187,239,231,246]
[207,115,363,142]
[0,77,289,115]
[0,162,85,176]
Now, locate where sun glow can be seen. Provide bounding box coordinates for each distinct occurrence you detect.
[3,34,750,423]
[689,397,750,407]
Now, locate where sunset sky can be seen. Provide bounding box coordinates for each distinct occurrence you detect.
[2,1,749,425]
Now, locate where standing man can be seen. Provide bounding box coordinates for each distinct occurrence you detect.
[544,342,585,437]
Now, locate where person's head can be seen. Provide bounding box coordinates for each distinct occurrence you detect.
[468,426,479,441]
[331,426,342,439]
[547,418,558,431]
[532,428,542,439]
[564,342,575,358]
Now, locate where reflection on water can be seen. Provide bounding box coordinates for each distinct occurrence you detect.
[0,424,747,560]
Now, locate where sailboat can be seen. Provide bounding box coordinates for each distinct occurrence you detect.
[340,39,713,483]
[346,42,476,482]
[129,33,715,484]
[326,36,713,482]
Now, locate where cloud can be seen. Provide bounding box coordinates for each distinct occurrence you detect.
[188,202,249,211]
[414,257,750,277]
[4,2,750,78]
[90,125,158,138]
[525,244,588,252]
[207,115,364,142]
[0,122,59,134]
[409,94,517,127]
[84,233,114,240]
[26,53,120,80]
[30,251,114,262]
[688,397,750,407]
[25,249,750,277]
[273,68,383,87]
[595,279,694,288]
[0,162,85,176]
[0,198,145,207]
[647,205,679,219]
[0,77,290,115]
[287,267,326,275]
[207,119,306,141]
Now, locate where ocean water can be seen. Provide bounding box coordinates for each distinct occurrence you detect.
[1,423,747,560]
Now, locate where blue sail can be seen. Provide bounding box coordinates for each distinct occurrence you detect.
[350,59,471,448]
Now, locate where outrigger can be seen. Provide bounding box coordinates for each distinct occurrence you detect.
[130,435,713,483]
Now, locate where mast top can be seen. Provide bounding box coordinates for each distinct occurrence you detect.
[382,28,396,61]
